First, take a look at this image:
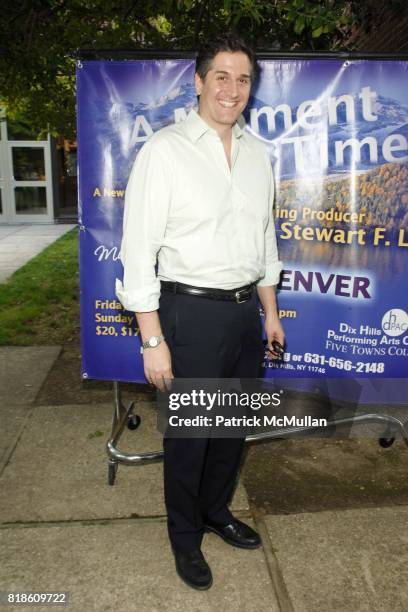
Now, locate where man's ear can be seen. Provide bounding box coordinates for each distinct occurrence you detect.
[194,72,203,96]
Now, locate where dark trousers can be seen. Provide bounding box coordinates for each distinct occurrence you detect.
[159,289,264,552]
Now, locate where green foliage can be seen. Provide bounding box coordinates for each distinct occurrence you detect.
[0,229,79,345]
[0,0,375,138]
[276,0,350,40]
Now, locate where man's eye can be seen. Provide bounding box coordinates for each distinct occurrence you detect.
[240,79,249,85]
[217,75,226,81]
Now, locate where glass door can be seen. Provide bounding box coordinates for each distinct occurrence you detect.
[0,119,54,225]
[8,137,53,222]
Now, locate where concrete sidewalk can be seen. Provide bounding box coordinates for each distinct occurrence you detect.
[1,347,407,612]
[0,224,76,283]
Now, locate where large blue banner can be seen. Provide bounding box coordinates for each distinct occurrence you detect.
[76,57,408,400]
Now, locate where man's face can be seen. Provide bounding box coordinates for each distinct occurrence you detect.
[195,51,252,132]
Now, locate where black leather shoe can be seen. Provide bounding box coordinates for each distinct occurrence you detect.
[204,518,262,549]
[173,548,213,590]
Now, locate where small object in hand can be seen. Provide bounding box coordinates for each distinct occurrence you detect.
[271,340,284,356]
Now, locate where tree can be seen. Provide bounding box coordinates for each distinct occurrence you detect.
[0,0,403,138]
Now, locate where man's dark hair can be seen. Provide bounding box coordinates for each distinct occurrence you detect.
[195,32,258,82]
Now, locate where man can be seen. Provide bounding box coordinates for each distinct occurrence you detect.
[116,33,284,590]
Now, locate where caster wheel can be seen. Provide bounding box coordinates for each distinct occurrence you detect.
[127,414,141,430]
[379,437,395,448]
[108,461,118,485]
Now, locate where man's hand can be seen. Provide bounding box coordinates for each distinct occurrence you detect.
[143,341,174,391]
[264,314,285,360]
[135,310,174,391]
[256,285,285,360]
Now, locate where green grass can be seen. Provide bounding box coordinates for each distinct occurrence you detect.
[0,228,80,345]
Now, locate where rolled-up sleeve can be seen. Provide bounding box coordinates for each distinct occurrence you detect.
[256,155,283,287]
[115,140,171,312]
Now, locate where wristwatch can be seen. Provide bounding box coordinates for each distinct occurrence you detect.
[141,334,165,350]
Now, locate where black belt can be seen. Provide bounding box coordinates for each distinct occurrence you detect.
[161,281,254,304]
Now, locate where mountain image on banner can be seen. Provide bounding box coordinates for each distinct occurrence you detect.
[91,83,407,185]
[243,93,408,180]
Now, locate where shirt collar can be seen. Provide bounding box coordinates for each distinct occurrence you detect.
[184,108,244,142]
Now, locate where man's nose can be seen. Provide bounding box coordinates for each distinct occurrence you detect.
[226,79,239,98]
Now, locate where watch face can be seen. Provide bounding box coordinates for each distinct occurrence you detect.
[150,337,159,347]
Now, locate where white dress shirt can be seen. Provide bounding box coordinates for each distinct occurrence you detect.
[116,109,282,312]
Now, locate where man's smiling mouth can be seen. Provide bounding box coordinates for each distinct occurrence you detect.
[218,100,238,108]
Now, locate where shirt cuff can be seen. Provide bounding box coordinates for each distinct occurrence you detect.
[256,260,283,287]
[115,279,160,312]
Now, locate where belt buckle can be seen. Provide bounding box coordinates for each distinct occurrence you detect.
[235,288,248,304]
